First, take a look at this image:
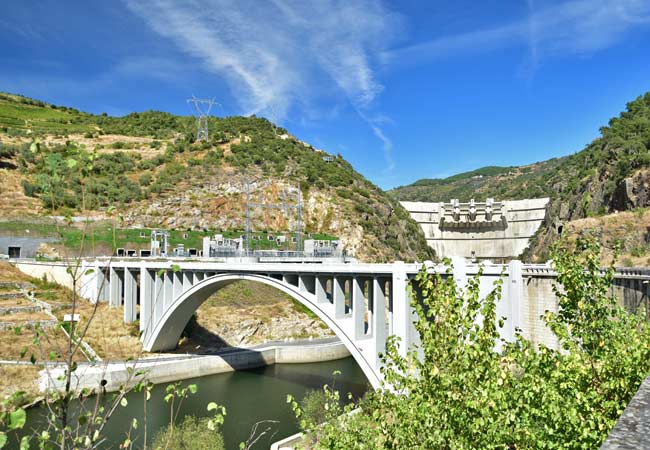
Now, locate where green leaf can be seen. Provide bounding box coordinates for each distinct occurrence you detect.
[207,402,219,411]
[120,397,128,407]
[0,432,7,449]
[188,384,197,394]
[8,409,26,430]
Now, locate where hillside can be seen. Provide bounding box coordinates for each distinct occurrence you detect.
[0,93,434,263]
[391,92,650,261]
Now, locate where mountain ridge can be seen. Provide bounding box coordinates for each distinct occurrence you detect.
[0,92,434,263]
[391,92,650,261]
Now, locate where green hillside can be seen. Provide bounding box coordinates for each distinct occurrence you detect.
[392,92,650,260]
[0,93,434,263]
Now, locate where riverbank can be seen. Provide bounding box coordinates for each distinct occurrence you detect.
[40,337,350,393]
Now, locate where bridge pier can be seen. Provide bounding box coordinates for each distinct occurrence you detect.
[109,267,123,308]
[333,276,346,318]
[391,261,410,358]
[315,276,328,304]
[352,277,366,340]
[372,277,388,366]
[139,268,154,336]
[123,269,137,323]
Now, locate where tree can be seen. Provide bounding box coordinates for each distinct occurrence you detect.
[293,238,650,449]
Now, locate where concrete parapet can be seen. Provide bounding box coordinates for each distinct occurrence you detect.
[601,377,650,449]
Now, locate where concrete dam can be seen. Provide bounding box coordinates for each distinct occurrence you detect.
[401,197,550,261]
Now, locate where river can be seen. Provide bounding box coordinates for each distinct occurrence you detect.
[18,357,368,450]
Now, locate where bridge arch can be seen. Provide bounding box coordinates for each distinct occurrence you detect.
[142,273,383,388]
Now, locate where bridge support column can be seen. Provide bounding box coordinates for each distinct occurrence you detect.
[372,277,387,366]
[352,277,366,339]
[333,276,346,318]
[94,265,108,303]
[392,261,410,358]
[299,275,315,294]
[153,271,164,326]
[173,271,183,303]
[123,269,137,324]
[505,260,523,342]
[163,271,174,310]
[182,271,193,293]
[139,268,154,336]
[315,276,328,303]
[109,268,122,307]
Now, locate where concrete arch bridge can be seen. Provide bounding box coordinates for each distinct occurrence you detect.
[15,258,649,388]
[76,259,524,388]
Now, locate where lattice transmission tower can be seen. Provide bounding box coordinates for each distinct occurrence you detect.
[187,96,217,141]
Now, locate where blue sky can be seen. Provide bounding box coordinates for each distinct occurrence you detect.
[1,1,650,189]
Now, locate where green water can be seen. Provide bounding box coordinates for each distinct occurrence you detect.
[18,357,368,450]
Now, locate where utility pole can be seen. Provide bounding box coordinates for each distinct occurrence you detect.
[187,96,216,141]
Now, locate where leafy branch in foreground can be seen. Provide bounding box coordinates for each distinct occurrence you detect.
[294,237,650,449]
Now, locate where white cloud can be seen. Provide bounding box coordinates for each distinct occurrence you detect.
[383,0,650,68]
[124,0,400,168]
[124,0,398,118]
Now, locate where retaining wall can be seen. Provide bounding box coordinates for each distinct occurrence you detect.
[40,339,350,393]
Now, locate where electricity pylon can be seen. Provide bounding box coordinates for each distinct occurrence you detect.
[187,96,216,141]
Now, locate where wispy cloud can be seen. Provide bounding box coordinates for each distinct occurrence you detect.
[124,0,401,168]
[124,0,397,115]
[383,0,650,68]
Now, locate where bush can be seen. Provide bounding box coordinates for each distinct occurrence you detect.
[152,415,225,450]
[300,389,331,426]
[297,238,650,449]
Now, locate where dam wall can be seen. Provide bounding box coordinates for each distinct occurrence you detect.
[401,198,550,261]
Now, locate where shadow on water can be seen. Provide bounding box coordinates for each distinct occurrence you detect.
[178,315,366,391]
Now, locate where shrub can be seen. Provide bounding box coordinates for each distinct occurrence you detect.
[151,415,225,450]
[295,238,650,449]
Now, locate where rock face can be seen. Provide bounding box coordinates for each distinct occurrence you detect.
[612,170,650,211]
[173,281,334,353]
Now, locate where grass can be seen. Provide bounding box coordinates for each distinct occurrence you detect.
[0,365,41,401]
[0,219,332,255]
[0,262,142,361]
[0,94,95,134]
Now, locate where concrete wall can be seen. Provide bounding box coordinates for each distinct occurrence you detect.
[13,261,75,290]
[41,339,350,393]
[520,272,649,350]
[0,237,57,258]
[401,198,549,260]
